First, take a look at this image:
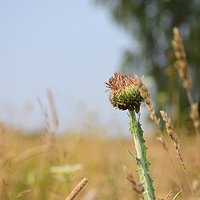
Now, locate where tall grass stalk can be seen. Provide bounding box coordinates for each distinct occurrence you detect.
[134,75,184,196]
[172,27,200,140]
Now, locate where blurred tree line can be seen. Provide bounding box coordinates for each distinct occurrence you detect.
[96,0,200,129]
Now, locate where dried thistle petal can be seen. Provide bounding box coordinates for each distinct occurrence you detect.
[106,72,145,112]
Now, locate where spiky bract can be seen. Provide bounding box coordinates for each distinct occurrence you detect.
[106,72,146,112]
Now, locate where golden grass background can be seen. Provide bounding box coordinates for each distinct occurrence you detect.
[1,127,200,200]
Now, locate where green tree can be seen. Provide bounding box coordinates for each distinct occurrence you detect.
[96,0,200,125]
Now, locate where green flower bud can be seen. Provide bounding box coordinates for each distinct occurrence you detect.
[106,72,144,112]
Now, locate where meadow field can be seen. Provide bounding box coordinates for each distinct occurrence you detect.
[1,27,200,200]
[0,125,200,200]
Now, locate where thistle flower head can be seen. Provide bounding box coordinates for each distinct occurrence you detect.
[106,72,147,112]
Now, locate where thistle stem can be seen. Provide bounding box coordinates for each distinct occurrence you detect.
[129,109,155,200]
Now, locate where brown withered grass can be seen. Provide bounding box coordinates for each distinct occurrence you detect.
[172,27,200,140]
[0,128,200,200]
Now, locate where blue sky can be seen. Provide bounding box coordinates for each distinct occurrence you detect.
[0,0,138,134]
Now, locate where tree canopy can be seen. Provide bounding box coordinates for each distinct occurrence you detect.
[96,0,200,124]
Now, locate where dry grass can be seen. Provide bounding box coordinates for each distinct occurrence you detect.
[65,178,88,200]
[172,27,200,140]
[0,128,200,200]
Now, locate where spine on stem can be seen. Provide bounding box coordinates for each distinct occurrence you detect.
[129,110,155,200]
[106,72,156,200]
